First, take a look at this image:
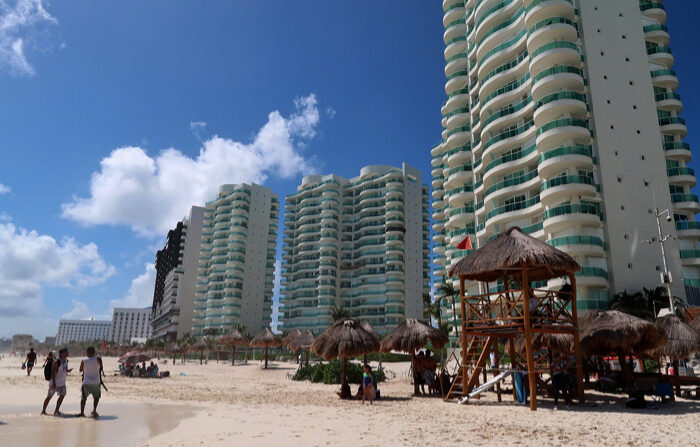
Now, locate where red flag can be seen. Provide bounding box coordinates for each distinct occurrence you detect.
[103,341,106,350]
[457,235,472,250]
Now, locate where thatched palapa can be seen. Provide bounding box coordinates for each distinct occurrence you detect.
[448,226,580,282]
[250,328,283,369]
[380,319,448,353]
[514,330,574,355]
[578,310,667,356]
[289,330,315,366]
[283,329,304,348]
[218,329,248,366]
[191,338,209,365]
[691,317,700,332]
[648,314,700,359]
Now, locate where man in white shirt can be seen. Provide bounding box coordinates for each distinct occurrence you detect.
[41,348,72,416]
[79,346,103,418]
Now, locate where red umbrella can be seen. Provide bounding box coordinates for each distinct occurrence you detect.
[118,351,151,364]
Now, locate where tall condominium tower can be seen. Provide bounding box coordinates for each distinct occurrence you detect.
[192,184,278,336]
[433,0,700,314]
[150,206,205,341]
[280,163,430,334]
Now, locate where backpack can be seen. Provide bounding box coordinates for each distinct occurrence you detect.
[44,358,55,381]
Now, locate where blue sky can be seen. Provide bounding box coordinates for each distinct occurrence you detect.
[1,1,700,339]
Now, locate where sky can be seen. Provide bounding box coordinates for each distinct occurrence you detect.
[1,1,700,339]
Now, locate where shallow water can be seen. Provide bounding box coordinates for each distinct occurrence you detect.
[0,402,195,446]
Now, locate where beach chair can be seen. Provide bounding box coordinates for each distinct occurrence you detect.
[652,382,673,403]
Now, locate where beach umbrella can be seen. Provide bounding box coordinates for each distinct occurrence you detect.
[219,329,248,366]
[166,343,181,363]
[283,329,304,348]
[380,319,448,395]
[289,330,315,366]
[118,351,151,365]
[648,314,700,395]
[249,328,283,369]
[514,330,574,355]
[579,310,667,374]
[191,338,209,365]
[312,319,380,398]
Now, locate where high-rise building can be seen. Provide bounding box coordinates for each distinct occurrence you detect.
[112,307,152,344]
[150,206,205,341]
[192,184,278,336]
[55,319,111,345]
[433,0,699,316]
[280,163,430,334]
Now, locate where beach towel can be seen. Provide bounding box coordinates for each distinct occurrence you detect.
[514,372,527,404]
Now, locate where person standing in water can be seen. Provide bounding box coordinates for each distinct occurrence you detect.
[79,346,103,418]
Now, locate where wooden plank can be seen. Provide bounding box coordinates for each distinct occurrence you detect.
[464,336,494,396]
[460,277,467,397]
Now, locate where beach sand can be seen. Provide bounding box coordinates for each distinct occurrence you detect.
[1,355,698,446]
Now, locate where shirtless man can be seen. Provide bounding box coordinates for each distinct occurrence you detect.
[25,348,37,376]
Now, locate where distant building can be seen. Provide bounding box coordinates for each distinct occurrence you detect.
[111,307,152,344]
[43,336,56,347]
[192,184,279,336]
[150,206,205,342]
[55,319,111,345]
[11,334,34,352]
[0,337,11,352]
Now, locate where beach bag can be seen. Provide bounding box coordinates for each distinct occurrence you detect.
[44,358,54,381]
[21,362,26,370]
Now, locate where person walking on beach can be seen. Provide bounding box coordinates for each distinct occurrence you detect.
[42,348,71,416]
[79,346,103,418]
[362,364,375,405]
[551,354,570,410]
[25,348,37,376]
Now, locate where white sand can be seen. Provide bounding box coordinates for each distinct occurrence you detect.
[1,354,698,446]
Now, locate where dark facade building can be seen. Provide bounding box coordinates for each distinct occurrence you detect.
[151,221,185,321]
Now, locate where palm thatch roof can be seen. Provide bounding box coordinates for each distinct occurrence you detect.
[448,226,580,282]
[249,328,283,348]
[579,310,667,356]
[191,338,209,350]
[311,319,380,361]
[218,329,248,346]
[514,330,574,355]
[647,315,700,359]
[289,330,315,352]
[380,319,448,353]
[691,317,700,332]
[282,329,303,347]
[166,343,182,353]
[360,321,381,344]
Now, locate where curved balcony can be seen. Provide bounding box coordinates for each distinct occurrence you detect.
[533,91,587,126]
[432,177,444,189]
[474,0,521,45]
[655,91,682,113]
[446,124,472,148]
[540,174,597,204]
[446,185,474,207]
[529,40,580,75]
[431,140,445,157]
[667,167,696,187]
[644,24,670,46]
[444,18,467,44]
[478,28,527,78]
[477,5,526,63]
[445,69,469,95]
[675,220,700,239]
[484,195,542,232]
[445,53,468,78]
[445,106,471,129]
[446,144,472,167]
[479,50,529,101]
[481,95,533,137]
[531,65,584,99]
[445,164,473,189]
[481,70,530,110]
[538,145,594,177]
[443,2,466,26]
[647,45,674,67]
[536,117,590,150]
[663,141,692,163]
[659,116,687,138]
[444,35,467,61]
[575,267,609,288]
[543,203,601,233]
[483,144,538,183]
[640,2,666,24]
[448,204,475,228]
[442,88,470,117]
[527,16,577,53]
[524,0,574,30]
[680,249,700,267]
[484,170,539,203]
[650,69,678,90]
[547,235,605,257]
[481,119,535,160]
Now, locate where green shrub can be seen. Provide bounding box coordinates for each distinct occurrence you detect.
[310,364,325,383]
[292,360,385,384]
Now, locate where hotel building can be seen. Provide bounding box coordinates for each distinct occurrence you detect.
[192,184,278,336]
[150,206,205,341]
[55,319,111,345]
[433,0,700,318]
[112,307,152,344]
[280,163,430,334]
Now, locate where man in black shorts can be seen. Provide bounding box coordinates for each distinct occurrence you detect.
[25,348,37,376]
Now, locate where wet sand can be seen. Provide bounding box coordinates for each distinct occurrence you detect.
[0,403,194,447]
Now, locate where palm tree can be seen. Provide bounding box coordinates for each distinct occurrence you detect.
[423,291,443,329]
[437,282,460,338]
[330,304,350,321]
[643,286,686,320]
[608,290,651,319]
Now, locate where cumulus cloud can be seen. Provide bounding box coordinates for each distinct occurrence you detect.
[0,0,58,76]
[109,263,156,309]
[189,121,207,140]
[62,95,321,236]
[0,183,10,194]
[0,222,115,321]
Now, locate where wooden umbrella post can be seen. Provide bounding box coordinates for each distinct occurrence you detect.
[569,273,585,403]
[508,337,517,402]
[460,277,468,397]
[411,351,419,396]
[265,346,269,369]
[342,357,349,398]
[494,342,502,402]
[232,346,236,366]
[521,261,537,411]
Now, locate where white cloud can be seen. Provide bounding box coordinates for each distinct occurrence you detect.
[0,222,115,322]
[0,183,10,194]
[189,121,207,140]
[109,263,156,309]
[325,106,336,119]
[0,0,57,76]
[62,95,321,236]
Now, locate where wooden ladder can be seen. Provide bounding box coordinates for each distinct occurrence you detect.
[443,334,490,400]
